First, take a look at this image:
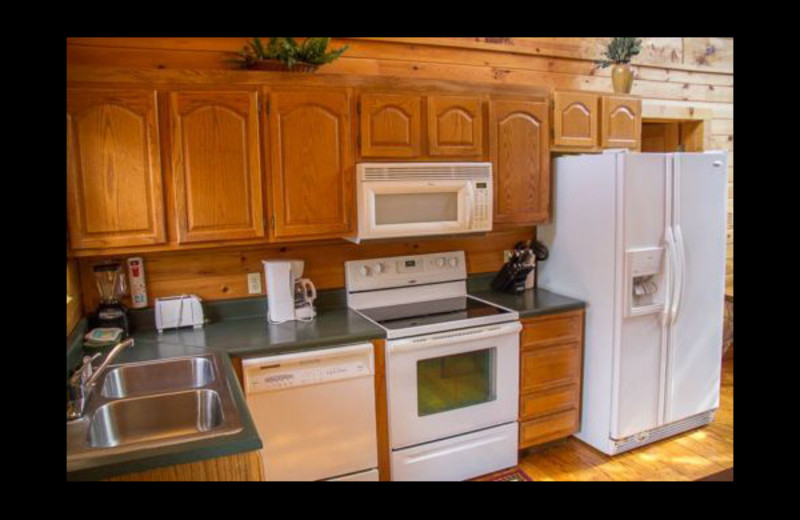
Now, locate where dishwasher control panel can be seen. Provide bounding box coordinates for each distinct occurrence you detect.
[244,346,375,393]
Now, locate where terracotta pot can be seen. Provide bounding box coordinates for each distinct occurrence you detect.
[611,63,634,94]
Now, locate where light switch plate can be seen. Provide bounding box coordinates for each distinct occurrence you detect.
[247,272,262,294]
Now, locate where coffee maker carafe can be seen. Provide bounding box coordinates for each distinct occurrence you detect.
[92,262,129,335]
[263,260,317,323]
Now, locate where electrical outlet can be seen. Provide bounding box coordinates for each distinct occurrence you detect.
[247,272,262,294]
[503,250,514,263]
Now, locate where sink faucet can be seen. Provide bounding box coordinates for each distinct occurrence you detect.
[67,338,134,422]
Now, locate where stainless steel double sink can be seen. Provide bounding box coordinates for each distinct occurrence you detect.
[67,353,244,471]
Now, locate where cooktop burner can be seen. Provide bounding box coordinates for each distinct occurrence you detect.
[358,296,511,330]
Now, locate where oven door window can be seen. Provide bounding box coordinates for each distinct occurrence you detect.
[375,192,458,225]
[417,348,496,416]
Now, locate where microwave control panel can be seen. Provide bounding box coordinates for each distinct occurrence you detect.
[472,181,492,231]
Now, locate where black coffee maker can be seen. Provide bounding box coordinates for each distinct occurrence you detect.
[91,262,130,336]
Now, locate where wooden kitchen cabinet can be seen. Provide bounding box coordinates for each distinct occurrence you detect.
[553,91,599,148]
[268,89,354,240]
[66,87,166,250]
[601,95,642,149]
[489,99,551,225]
[106,450,263,481]
[359,93,422,158]
[427,95,483,156]
[518,309,585,449]
[168,89,265,243]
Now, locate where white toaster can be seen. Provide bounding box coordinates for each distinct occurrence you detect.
[154,295,205,333]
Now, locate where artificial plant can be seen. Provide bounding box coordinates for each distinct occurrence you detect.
[232,37,348,69]
[595,37,643,68]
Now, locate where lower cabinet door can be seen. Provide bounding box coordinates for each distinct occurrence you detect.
[391,422,518,481]
[519,409,579,449]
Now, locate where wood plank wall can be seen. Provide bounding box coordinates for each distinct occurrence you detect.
[67,257,83,335]
[67,37,734,310]
[78,229,534,314]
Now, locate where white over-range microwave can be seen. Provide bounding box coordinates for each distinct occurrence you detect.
[350,162,493,242]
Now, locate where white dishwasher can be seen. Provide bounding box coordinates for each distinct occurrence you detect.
[242,343,379,481]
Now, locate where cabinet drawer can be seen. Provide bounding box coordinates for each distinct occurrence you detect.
[521,312,582,348]
[521,342,580,393]
[520,384,579,420]
[519,409,579,449]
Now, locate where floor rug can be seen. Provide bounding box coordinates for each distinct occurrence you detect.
[472,467,533,481]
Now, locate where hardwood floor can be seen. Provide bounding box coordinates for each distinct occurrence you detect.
[518,357,733,481]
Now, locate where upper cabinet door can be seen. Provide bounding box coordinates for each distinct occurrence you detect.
[427,95,483,156]
[553,91,599,148]
[601,95,642,149]
[66,88,166,250]
[169,90,264,243]
[489,100,550,225]
[269,89,353,240]
[359,93,421,158]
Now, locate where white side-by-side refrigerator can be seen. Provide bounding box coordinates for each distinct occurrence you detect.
[538,151,728,455]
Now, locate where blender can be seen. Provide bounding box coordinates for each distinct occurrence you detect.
[92,262,130,335]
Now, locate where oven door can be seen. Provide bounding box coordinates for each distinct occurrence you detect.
[385,321,521,449]
[359,180,474,239]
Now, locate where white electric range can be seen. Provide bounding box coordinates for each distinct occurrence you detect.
[346,250,521,481]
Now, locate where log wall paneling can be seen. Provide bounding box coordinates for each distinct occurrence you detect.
[489,99,550,225]
[77,228,534,313]
[169,89,265,243]
[359,93,422,157]
[66,87,166,249]
[67,257,83,336]
[268,89,354,240]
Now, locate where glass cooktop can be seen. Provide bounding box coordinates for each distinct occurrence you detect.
[358,296,511,330]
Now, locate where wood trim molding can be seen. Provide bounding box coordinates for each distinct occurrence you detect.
[372,339,390,481]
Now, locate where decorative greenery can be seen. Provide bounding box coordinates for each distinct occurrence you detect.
[595,37,642,68]
[231,37,349,69]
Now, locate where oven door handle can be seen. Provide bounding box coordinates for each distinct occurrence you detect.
[387,321,522,353]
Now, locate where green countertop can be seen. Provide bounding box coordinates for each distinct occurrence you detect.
[469,287,585,318]
[66,281,583,481]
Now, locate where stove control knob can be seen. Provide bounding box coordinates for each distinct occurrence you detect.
[436,257,446,268]
[373,262,385,274]
[448,257,458,268]
[360,265,371,277]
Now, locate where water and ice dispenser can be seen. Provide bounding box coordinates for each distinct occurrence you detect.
[624,247,666,317]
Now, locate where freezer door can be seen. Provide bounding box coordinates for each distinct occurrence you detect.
[664,152,728,424]
[611,153,671,439]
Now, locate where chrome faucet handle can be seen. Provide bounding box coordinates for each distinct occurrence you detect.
[67,340,133,422]
[85,338,134,388]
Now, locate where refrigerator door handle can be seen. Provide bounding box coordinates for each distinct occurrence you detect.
[662,227,677,326]
[670,225,687,324]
